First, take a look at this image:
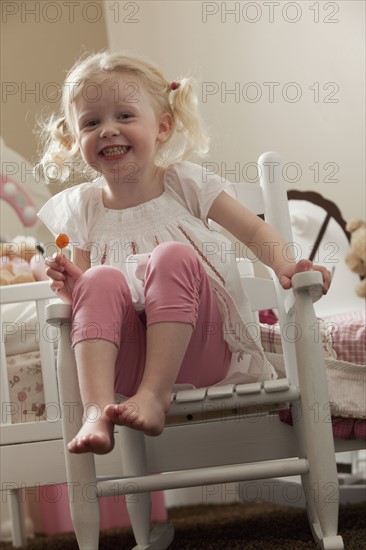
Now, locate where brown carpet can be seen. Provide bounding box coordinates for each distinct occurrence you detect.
[1,501,365,549]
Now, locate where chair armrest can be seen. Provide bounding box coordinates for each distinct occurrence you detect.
[45,302,72,326]
[285,271,323,315]
[291,270,323,301]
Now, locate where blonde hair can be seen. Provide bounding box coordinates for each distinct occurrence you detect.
[36,51,210,183]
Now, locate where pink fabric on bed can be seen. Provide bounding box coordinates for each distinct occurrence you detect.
[279,408,366,440]
[332,417,366,440]
[259,309,278,325]
[39,485,167,535]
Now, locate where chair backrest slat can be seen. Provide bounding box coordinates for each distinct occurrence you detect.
[233,182,265,215]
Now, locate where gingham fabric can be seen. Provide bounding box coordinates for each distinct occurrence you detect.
[279,409,366,440]
[262,309,365,441]
[325,310,366,366]
[261,310,366,366]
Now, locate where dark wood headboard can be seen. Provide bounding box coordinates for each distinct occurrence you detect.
[287,190,350,263]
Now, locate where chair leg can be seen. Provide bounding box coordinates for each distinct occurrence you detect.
[295,397,345,549]
[7,489,27,548]
[66,453,100,550]
[291,283,344,550]
[301,472,344,550]
[118,427,175,550]
[57,323,100,549]
[292,400,341,544]
[118,426,151,546]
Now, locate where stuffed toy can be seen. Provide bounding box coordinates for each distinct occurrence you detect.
[345,219,366,298]
[0,236,47,285]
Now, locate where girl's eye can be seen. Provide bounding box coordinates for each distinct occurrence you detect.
[118,113,133,120]
[85,120,99,128]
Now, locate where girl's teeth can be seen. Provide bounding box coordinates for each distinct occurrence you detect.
[102,146,129,156]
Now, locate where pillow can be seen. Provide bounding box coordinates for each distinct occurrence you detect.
[0,136,52,244]
[1,300,58,356]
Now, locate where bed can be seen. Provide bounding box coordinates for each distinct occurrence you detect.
[283,188,365,442]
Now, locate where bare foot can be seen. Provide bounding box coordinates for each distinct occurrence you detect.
[104,390,169,436]
[68,412,115,455]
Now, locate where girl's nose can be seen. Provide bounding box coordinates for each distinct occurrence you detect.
[100,122,120,138]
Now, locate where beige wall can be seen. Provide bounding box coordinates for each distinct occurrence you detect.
[105,0,365,222]
[1,0,108,167]
[1,1,364,221]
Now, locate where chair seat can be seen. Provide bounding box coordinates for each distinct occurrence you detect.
[115,379,298,426]
[163,379,298,426]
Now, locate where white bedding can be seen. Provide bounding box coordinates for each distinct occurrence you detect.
[1,301,58,356]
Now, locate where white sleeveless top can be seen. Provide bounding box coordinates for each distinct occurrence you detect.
[38,161,276,384]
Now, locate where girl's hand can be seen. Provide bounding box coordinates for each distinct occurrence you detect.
[45,254,83,303]
[278,259,331,295]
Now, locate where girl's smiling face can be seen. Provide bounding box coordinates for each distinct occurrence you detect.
[72,73,172,186]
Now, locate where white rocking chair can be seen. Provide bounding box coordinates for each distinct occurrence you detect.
[45,152,344,549]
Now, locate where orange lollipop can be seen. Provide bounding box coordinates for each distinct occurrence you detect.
[55,233,69,253]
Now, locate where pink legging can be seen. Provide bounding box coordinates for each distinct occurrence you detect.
[71,242,231,396]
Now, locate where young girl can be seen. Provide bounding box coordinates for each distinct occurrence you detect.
[37,51,331,455]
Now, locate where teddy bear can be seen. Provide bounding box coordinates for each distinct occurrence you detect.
[0,236,47,285]
[345,219,366,298]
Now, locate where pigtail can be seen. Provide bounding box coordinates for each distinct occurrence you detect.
[161,78,210,165]
[35,114,81,184]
